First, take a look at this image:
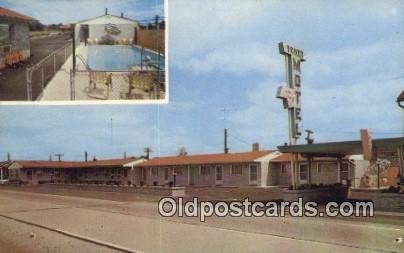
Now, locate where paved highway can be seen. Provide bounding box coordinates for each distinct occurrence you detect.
[0,189,402,253]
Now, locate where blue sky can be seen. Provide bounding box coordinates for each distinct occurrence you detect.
[0,0,403,161]
[1,0,164,24]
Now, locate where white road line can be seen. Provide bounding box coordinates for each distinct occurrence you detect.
[0,214,143,253]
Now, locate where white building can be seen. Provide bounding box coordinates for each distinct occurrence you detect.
[74,9,139,45]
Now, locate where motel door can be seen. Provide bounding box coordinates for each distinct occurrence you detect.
[215,166,223,185]
[299,164,308,184]
[189,166,195,185]
[249,165,258,185]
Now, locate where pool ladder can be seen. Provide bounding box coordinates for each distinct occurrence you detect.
[75,54,91,70]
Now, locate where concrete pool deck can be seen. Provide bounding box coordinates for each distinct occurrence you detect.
[40,44,165,101]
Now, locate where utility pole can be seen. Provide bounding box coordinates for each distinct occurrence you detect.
[7,152,10,162]
[123,152,127,159]
[84,151,88,162]
[155,15,159,30]
[144,147,152,160]
[54,153,64,162]
[224,128,229,154]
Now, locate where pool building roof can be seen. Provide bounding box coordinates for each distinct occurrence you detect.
[76,14,138,25]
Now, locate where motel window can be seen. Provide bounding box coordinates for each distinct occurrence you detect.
[175,167,183,176]
[164,168,169,180]
[249,165,258,182]
[215,166,223,181]
[317,163,323,173]
[299,164,308,181]
[0,24,10,44]
[123,169,128,177]
[231,165,242,175]
[317,162,337,173]
[341,163,349,180]
[281,164,287,174]
[200,166,210,175]
[152,168,158,176]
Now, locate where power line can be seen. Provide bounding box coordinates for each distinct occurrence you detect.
[227,131,251,146]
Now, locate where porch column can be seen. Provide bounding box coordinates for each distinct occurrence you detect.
[307,156,312,184]
[337,157,342,183]
[0,168,3,181]
[398,145,404,177]
[291,153,298,188]
[187,165,190,185]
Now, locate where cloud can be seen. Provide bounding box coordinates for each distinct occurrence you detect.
[176,42,284,77]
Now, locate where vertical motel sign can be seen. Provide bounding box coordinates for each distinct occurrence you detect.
[276,42,305,143]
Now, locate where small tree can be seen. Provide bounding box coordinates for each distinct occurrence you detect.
[178,146,187,156]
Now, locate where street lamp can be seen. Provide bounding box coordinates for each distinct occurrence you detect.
[397,91,404,186]
[398,91,404,136]
[397,91,404,109]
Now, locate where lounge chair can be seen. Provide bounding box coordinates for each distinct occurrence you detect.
[121,72,155,99]
[129,72,154,91]
[87,71,112,99]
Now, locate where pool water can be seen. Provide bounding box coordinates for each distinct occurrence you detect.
[87,45,164,71]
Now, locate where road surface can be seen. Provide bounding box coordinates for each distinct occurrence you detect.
[0,188,402,253]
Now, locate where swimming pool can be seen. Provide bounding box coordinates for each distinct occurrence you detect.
[87,45,165,71]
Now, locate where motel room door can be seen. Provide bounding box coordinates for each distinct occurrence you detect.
[249,164,258,185]
[299,164,308,184]
[189,166,195,185]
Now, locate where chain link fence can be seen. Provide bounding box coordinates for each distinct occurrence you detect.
[26,40,72,101]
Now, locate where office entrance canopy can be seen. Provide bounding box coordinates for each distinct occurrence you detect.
[277,137,404,157]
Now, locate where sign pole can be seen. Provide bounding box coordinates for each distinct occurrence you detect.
[276,42,305,190]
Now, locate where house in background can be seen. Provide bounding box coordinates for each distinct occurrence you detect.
[0,7,36,69]
[0,161,11,182]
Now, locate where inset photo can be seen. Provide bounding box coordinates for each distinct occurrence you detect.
[0,0,167,104]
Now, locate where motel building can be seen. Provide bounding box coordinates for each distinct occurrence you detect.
[7,157,146,185]
[2,136,402,190]
[133,144,357,188]
[0,7,37,69]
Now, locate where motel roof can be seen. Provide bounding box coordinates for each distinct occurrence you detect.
[278,137,404,157]
[137,150,274,167]
[12,157,139,169]
[0,7,37,22]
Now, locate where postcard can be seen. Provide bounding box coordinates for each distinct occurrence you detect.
[0,1,403,253]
